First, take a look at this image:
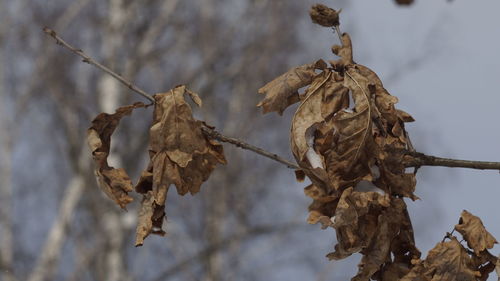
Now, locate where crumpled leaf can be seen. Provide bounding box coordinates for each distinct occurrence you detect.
[326,187,391,260]
[402,238,480,281]
[455,210,498,255]
[135,191,166,246]
[87,102,146,209]
[327,67,377,186]
[352,199,418,281]
[135,85,226,245]
[331,33,354,67]
[310,4,340,27]
[399,261,429,281]
[257,59,326,115]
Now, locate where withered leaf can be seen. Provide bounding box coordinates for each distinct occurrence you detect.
[291,70,343,165]
[257,59,326,115]
[352,198,411,281]
[135,191,166,246]
[309,4,340,27]
[290,70,350,192]
[323,67,377,189]
[327,187,390,260]
[376,262,412,281]
[399,262,429,281]
[135,85,226,244]
[331,33,354,67]
[87,102,146,209]
[455,210,498,255]
[402,238,480,281]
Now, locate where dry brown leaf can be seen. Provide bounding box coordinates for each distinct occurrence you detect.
[331,33,354,67]
[135,85,226,244]
[326,187,390,260]
[400,262,429,281]
[330,68,375,176]
[352,198,412,281]
[135,191,166,246]
[290,70,343,166]
[375,262,412,281]
[87,102,146,209]
[309,4,340,27]
[257,59,326,115]
[471,251,497,281]
[402,238,480,281]
[455,210,498,255]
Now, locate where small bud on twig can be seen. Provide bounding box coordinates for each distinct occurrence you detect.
[309,4,340,27]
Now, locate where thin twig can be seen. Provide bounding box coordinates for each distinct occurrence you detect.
[202,127,300,170]
[43,27,300,170]
[42,27,155,104]
[333,25,342,43]
[43,27,500,172]
[405,151,500,171]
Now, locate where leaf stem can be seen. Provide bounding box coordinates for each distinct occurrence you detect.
[333,25,343,43]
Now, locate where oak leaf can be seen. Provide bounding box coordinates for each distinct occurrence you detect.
[135,191,166,246]
[352,199,413,281]
[135,85,226,245]
[455,210,498,255]
[257,59,326,115]
[87,102,146,209]
[326,187,390,260]
[402,238,480,281]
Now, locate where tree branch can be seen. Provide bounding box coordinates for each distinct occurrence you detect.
[405,151,500,170]
[201,127,300,169]
[43,26,301,170]
[43,27,500,172]
[42,27,155,104]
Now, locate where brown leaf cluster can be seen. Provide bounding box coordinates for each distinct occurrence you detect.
[87,85,225,246]
[258,7,421,279]
[400,211,498,281]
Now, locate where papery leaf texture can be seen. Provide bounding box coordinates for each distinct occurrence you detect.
[87,102,146,209]
[134,85,226,245]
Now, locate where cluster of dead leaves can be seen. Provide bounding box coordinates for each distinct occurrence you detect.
[400,211,498,281]
[257,4,498,280]
[88,85,226,246]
